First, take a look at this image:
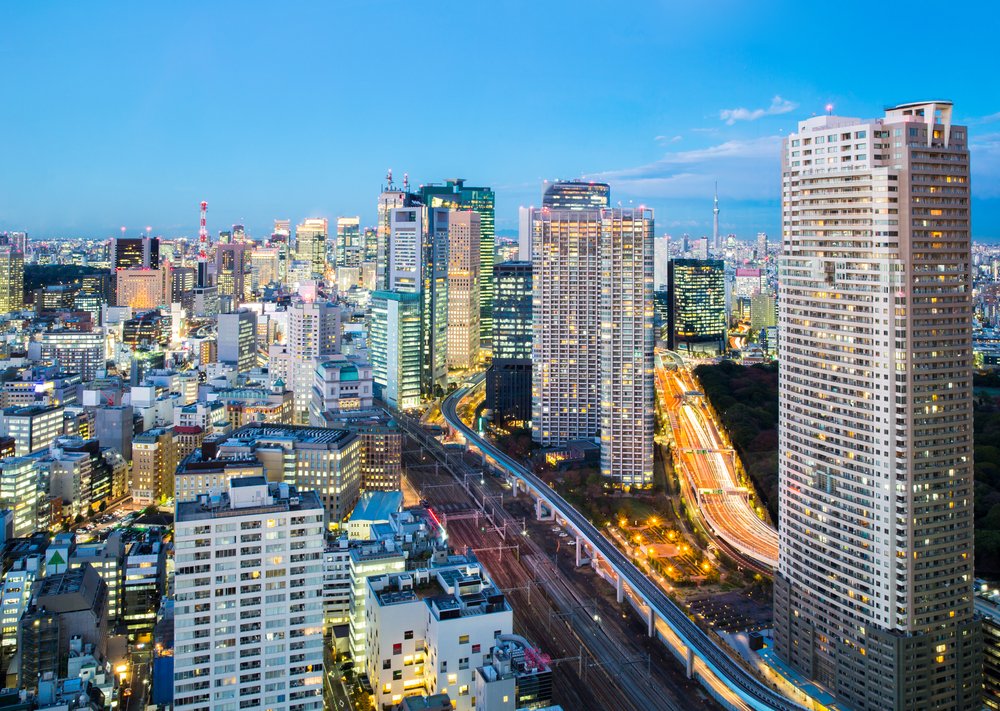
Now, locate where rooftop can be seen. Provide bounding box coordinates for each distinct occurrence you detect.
[176,479,323,522]
[226,422,355,448]
[350,491,403,523]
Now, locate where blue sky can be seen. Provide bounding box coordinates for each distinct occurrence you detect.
[1,1,998,241]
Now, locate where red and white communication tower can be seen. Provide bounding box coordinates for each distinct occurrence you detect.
[198,200,209,261]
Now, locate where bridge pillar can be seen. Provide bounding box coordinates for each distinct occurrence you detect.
[616,574,624,604]
[535,498,543,520]
[575,537,583,567]
[647,607,655,637]
[511,479,519,496]
[685,646,694,679]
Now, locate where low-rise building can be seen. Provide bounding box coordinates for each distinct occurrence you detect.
[366,560,513,711]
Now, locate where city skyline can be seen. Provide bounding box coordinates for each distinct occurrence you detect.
[2,2,999,240]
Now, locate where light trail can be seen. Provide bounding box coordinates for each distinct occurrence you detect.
[657,358,779,569]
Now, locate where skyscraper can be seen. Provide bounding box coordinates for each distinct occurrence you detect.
[370,291,422,410]
[376,173,419,291]
[445,211,481,369]
[336,216,362,268]
[666,259,726,354]
[531,207,601,445]
[0,243,25,314]
[217,308,258,374]
[541,180,610,210]
[486,261,532,426]
[295,218,329,279]
[774,101,981,711]
[214,242,250,304]
[531,197,655,487]
[419,179,496,345]
[110,235,159,271]
[599,208,654,488]
[388,206,449,397]
[282,300,342,423]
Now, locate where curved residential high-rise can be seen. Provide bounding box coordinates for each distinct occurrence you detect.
[774,101,981,710]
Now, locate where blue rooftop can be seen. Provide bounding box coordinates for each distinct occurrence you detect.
[350,490,403,523]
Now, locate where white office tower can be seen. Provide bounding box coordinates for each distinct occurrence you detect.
[365,561,513,711]
[774,101,981,711]
[389,206,449,397]
[531,204,655,487]
[283,300,342,423]
[173,477,326,711]
[446,211,481,369]
[599,209,655,488]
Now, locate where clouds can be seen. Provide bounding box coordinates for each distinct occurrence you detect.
[585,135,783,201]
[971,132,1000,199]
[720,95,798,125]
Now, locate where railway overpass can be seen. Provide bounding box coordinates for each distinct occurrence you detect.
[439,377,802,711]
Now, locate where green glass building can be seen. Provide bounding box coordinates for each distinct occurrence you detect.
[370,290,422,410]
[666,259,726,354]
[419,179,495,346]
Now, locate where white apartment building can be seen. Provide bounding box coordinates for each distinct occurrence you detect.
[530,208,601,446]
[531,204,655,487]
[365,561,513,711]
[775,101,980,710]
[446,211,481,369]
[599,208,654,488]
[174,477,326,711]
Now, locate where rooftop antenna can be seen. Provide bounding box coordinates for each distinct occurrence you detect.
[386,168,394,191]
[403,172,409,192]
[826,103,834,115]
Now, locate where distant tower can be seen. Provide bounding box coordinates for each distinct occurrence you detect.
[197,200,209,288]
[712,183,720,251]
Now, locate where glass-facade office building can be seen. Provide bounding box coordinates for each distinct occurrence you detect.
[666,259,726,354]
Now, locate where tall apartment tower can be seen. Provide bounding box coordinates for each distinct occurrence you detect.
[173,477,325,711]
[370,291,422,410]
[446,211,481,369]
[531,199,655,487]
[531,208,601,445]
[599,208,654,488]
[774,101,981,711]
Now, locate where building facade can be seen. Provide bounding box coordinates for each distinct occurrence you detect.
[371,291,422,410]
[666,259,726,354]
[774,101,981,710]
[173,479,325,711]
[446,211,481,369]
[487,262,532,427]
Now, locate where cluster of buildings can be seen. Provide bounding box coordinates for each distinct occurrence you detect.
[0,98,996,711]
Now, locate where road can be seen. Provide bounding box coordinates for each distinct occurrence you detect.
[655,357,779,568]
[438,378,804,711]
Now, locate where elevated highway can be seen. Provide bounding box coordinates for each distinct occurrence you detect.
[440,377,802,711]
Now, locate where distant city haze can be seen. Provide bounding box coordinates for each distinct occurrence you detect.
[1,4,999,240]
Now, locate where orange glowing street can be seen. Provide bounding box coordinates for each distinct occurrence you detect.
[656,354,779,568]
